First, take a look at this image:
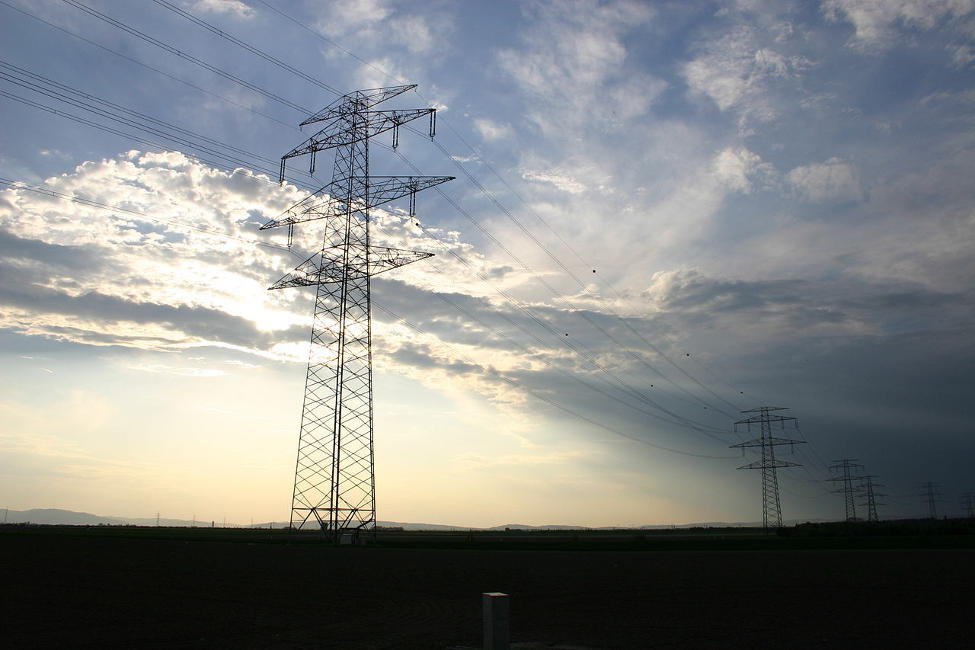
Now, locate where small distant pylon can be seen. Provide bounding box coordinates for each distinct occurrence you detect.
[961,492,974,518]
[858,475,885,523]
[828,459,863,522]
[921,481,942,519]
[731,407,805,532]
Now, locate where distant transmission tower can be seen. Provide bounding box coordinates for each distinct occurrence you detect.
[961,492,974,518]
[731,407,805,531]
[828,458,863,522]
[858,475,884,523]
[921,481,942,520]
[266,85,452,536]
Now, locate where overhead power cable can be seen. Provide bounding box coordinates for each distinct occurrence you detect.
[0,0,295,129]
[151,0,343,97]
[409,124,743,418]
[0,86,324,195]
[59,0,311,114]
[32,0,743,440]
[0,60,323,189]
[244,0,743,417]
[398,249,735,441]
[389,151,732,436]
[91,0,733,436]
[0,61,281,168]
[373,301,737,460]
[0,68,278,180]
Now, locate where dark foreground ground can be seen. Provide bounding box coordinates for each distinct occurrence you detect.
[1,525,973,649]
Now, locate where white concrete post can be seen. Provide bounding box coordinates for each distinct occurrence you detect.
[482,592,510,650]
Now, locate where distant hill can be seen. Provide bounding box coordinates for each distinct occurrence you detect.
[0,508,247,528]
[1,508,826,530]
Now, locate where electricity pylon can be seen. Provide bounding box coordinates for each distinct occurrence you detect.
[731,407,805,532]
[265,85,453,535]
[828,458,863,522]
[921,481,942,520]
[961,492,974,518]
[858,474,884,523]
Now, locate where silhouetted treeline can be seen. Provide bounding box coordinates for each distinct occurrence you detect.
[782,517,975,538]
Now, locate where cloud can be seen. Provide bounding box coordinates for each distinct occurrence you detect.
[823,0,975,49]
[712,147,776,193]
[786,157,860,202]
[682,20,812,128]
[316,0,393,37]
[0,152,310,354]
[473,118,513,142]
[312,0,453,68]
[497,0,663,133]
[186,0,255,19]
[520,169,586,194]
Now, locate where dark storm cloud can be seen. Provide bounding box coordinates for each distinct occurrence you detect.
[649,270,974,333]
[389,341,482,375]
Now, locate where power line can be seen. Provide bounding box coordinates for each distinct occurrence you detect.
[373,301,737,460]
[39,0,752,441]
[399,253,736,442]
[410,125,741,418]
[0,0,295,129]
[241,0,746,419]
[151,0,344,97]
[0,64,287,180]
[0,60,284,168]
[2,62,726,441]
[59,0,311,114]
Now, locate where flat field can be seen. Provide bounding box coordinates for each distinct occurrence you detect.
[1,526,972,649]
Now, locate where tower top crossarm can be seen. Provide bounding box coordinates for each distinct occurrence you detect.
[282,108,435,162]
[735,413,796,425]
[740,406,790,413]
[735,407,795,426]
[299,84,417,127]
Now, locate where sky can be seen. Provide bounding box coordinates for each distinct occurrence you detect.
[1,0,973,527]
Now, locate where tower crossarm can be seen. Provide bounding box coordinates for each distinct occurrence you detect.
[268,246,434,290]
[731,436,806,449]
[299,84,417,127]
[366,246,435,277]
[737,459,802,470]
[282,109,435,162]
[735,413,797,427]
[261,176,454,230]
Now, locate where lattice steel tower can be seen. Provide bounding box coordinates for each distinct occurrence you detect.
[265,85,452,534]
[731,407,805,531]
[828,458,863,522]
[921,481,942,520]
[859,475,884,523]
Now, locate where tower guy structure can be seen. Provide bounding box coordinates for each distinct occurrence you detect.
[731,407,805,531]
[961,492,974,518]
[265,85,452,535]
[828,458,863,522]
